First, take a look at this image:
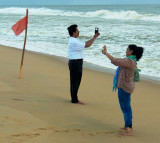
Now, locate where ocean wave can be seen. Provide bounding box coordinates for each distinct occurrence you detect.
[0,7,160,22]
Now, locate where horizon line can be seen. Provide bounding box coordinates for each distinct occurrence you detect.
[1,4,160,6]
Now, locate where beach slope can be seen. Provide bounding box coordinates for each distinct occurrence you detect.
[0,44,159,143]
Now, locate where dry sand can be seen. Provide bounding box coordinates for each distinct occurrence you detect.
[0,44,160,143]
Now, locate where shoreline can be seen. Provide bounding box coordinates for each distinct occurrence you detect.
[1,44,159,85]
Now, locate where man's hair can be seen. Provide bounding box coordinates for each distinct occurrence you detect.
[67,24,78,36]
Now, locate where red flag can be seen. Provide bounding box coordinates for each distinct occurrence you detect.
[12,14,28,36]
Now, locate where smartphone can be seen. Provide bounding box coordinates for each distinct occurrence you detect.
[95,27,99,34]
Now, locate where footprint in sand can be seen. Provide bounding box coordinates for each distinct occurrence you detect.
[11,134,21,137]
[62,130,70,133]
[34,128,47,131]
[103,131,115,134]
[96,133,100,134]
[54,129,70,133]
[88,133,94,136]
[73,129,81,131]
[96,131,115,135]
[10,133,40,138]
[12,99,25,101]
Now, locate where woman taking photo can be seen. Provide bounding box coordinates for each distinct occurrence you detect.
[102,44,144,136]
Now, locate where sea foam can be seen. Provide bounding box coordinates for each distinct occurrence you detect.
[0,7,160,22]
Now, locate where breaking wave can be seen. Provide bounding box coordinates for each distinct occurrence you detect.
[0,7,160,22]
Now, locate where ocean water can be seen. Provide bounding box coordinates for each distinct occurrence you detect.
[0,5,160,80]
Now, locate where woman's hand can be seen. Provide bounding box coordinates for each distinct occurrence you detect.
[102,45,107,55]
[102,45,114,61]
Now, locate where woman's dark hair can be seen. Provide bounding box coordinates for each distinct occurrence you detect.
[67,24,78,36]
[128,44,144,61]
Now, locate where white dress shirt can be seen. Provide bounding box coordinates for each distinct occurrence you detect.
[68,37,85,60]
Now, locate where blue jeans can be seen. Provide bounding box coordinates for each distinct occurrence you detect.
[118,88,132,128]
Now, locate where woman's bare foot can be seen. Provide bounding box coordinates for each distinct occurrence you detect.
[119,127,133,136]
[119,127,133,132]
[119,127,127,131]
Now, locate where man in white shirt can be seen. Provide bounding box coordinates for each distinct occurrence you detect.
[67,24,100,104]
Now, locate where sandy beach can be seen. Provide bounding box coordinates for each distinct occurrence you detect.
[0,44,160,143]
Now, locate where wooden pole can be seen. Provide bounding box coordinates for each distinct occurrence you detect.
[19,9,28,79]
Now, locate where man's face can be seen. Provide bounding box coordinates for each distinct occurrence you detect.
[73,28,79,38]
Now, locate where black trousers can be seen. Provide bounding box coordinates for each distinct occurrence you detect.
[68,59,83,103]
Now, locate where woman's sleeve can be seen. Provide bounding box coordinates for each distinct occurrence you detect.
[111,58,134,68]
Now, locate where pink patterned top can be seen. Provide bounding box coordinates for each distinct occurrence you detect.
[111,58,136,94]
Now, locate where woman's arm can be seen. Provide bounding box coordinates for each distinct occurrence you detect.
[102,45,135,68]
[102,45,114,61]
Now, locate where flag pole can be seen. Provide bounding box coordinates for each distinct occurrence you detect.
[19,9,28,79]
